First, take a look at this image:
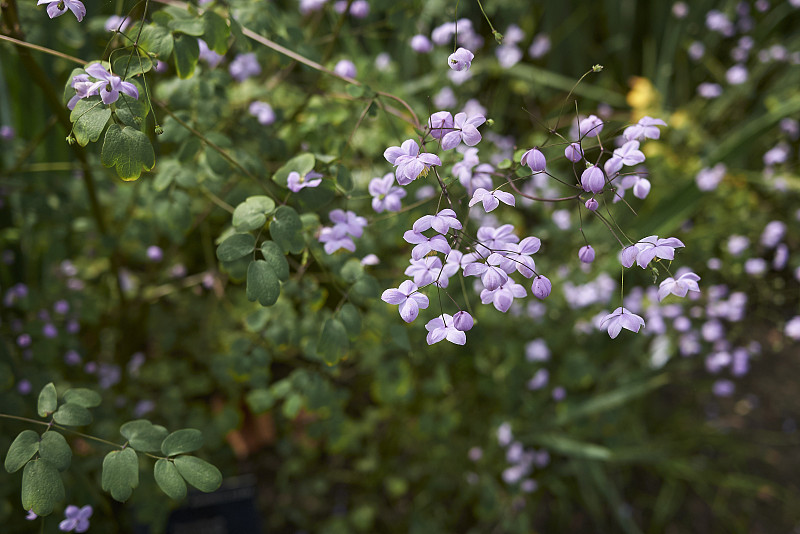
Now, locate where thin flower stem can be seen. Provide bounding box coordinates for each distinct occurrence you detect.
[0,34,85,64]
[504,174,581,203]
[475,0,500,41]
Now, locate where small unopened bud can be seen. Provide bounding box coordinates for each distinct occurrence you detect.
[592,64,604,72]
[154,125,164,135]
[66,135,75,145]
[578,245,595,264]
[493,31,504,44]
[453,311,474,332]
[531,275,552,299]
[485,118,494,127]
[585,198,598,211]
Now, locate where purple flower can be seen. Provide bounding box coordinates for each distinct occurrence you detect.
[712,379,735,397]
[448,47,474,71]
[381,280,429,323]
[410,34,433,53]
[612,140,646,168]
[578,245,595,264]
[249,101,276,125]
[527,369,549,390]
[697,82,723,99]
[287,171,323,192]
[403,232,451,261]
[1,125,14,141]
[564,142,584,163]
[585,198,599,211]
[333,59,357,78]
[413,209,462,234]
[26,509,37,520]
[229,53,261,82]
[469,188,515,212]
[526,339,550,361]
[453,311,474,331]
[496,45,522,68]
[59,505,92,533]
[629,235,685,268]
[38,0,85,21]
[198,39,224,69]
[425,314,467,345]
[520,148,546,173]
[531,275,551,299]
[785,316,800,341]
[43,323,58,338]
[528,34,551,58]
[441,113,485,150]
[330,209,366,237]
[104,15,130,32]
[369,173,406,213]
[599,307,645,338]
[658,272,701,301]
[17,334,32,348]
[427,111,454,139]
[580,166,605,194]
[480,279,526,312]
[696,163,726,190]
[54,300,70,315]
[623,116,667,141]
[84,63,139,105]
[318,226,355,254]
[464,253,510,291]
[726,64,748,85]
[578,115,604,137]
[299,0,327,15]
[384,139,441,186]
[146,246,163,262]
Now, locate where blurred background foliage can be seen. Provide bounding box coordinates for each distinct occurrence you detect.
[1,0,800,532]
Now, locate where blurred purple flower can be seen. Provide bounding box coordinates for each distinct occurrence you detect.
[59,505,92,533]
[229,53,261,82]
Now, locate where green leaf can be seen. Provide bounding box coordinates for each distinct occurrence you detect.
[70,99,111,147]
[101,448,139,502]
[338,303,361,338]
[168,17,206,36]
[318,318,349,366]
[202,11,230,54]
[4,430,39,473]
[120,420,169,453]
[112,51,153,77]
[272,153,316,188]
[138,23,174,59]
[246,260,281,306]
[154,459,187,500]
[245,388,275,414]
[37,383,57,417]
[52,403,92,426]
[101,124,155,181]
[260,241,290,281]
[216,233,255,262]
[172,33,200,79]
[232,196,276,232]
[270,206,304,254]
[161,429,204,456]
[526,433,613,461]
[340,258,364,283]
[63,388,101,408]
[38,432,71,472]
[335,164,353,192]
[555,374,669,426]
[345,85,365,98]
[21,459,64,516]
[173,455,222,493]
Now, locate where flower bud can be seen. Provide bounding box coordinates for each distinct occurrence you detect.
[584,198,598,211]
[578,245,595,263]
[531,275,551,299]
[520,147,546,173]
[453,311,474,331]
[580,166,605,193]
[564,142,583,163]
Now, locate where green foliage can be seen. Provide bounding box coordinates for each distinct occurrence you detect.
[246,260,281,306]
[233,196,276,232]
[120,420,170,453]
[101,448,139,502]
[269,206,304,254]
[100,125,156,181]
[37,383,57,418]
[216,233,256,262]
[138,23,175,59]
[173,455,222,493]
[21,460,64,516]
[153,459,187,500]
[70,99,111,147]
[172,33,200,79]
[52,403,93,426]
[318,318,349,366]
[4,431,40,473]
[38,432,72,472]
[161,429,204,456]
[62,388,102,408]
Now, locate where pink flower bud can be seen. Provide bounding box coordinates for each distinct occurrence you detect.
[520,147,546,172]
[584,198,598,211]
